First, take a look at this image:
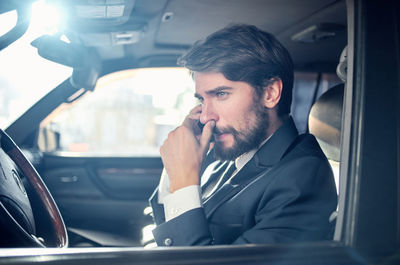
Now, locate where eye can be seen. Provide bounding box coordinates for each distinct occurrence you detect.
[216,91,228,98]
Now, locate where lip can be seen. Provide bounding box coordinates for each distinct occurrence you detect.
[214,133,230,142]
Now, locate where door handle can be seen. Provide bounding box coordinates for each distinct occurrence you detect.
[60,175,79,183]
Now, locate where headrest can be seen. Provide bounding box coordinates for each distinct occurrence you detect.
[308,83,344,162]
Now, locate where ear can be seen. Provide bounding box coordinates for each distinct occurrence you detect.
[263,78,282,109]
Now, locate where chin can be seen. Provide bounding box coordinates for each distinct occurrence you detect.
[213,144,241,161]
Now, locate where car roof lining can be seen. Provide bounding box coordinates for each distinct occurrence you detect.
[122,0,347,72]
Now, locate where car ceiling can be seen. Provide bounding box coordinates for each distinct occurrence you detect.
[4,0,347,73]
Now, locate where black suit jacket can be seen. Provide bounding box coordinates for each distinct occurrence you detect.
[150,118,337,246]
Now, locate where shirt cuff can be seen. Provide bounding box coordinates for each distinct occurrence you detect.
[163,185,202,221]
[157,168,170,204]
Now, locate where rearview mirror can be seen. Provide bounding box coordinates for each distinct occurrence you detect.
[31,35,101,90]
[31,35,88,68]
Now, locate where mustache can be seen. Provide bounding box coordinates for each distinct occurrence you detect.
[197,121,237,136]
[213,126,237,135]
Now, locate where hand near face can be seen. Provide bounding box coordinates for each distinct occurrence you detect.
[160,105,215,193]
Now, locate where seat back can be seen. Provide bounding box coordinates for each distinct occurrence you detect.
[308,83,344,162]
[308,46,347,193]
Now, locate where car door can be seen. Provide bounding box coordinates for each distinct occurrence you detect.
[38,152,162,246]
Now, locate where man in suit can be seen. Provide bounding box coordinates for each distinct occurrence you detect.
[149,24,337,246]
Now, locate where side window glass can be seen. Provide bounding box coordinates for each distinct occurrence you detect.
[39,68,196,156]
[291,72,342,133]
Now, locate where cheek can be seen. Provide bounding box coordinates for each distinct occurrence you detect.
[233,103,259,131]
[220,98,254,125]
[238,111,258,135]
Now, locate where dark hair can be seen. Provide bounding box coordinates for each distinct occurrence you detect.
[178,24,294,116]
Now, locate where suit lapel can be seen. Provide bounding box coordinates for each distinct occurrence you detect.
[203,117,299,218]
[203,157,271,217]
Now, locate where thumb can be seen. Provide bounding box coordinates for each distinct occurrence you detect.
[199,120,215,153]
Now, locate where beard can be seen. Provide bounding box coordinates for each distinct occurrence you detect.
[213,100,269,161]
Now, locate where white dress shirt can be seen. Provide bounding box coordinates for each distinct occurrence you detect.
[158,149,258,221]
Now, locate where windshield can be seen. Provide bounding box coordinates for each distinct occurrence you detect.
[0,1,72,129]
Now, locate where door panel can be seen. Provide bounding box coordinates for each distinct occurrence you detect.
[38,153,162,246]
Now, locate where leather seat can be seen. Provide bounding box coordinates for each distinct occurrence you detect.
[308,83,344,163]
[308,46,347,193]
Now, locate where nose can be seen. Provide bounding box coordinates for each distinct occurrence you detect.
[200,101,218,124]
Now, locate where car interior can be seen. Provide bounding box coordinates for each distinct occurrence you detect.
[0,0,399,264]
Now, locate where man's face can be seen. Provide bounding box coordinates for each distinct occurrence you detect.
[194,72,269,160]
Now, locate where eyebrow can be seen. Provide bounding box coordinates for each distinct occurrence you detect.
[194,86,233,99]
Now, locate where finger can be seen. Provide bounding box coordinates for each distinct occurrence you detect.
[183,114,201,130]
[189,105,202,115]
[185,105,202,121]
[182,117,196,132]
[199,120,215,153]
[182,105,202,129]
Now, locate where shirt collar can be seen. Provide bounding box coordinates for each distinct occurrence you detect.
[234,135,271,172]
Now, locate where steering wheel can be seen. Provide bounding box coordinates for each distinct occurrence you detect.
[0,129,68,247]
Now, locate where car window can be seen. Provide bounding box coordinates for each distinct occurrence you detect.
[0,9,17,37]
[39,67,196,156]
[0,3,72,129]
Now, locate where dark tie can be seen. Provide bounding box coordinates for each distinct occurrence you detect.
[202,161,236,200]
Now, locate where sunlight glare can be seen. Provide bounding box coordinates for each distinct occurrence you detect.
[31,0,63,35]
[0,0,72,128]
[60,34,71,43]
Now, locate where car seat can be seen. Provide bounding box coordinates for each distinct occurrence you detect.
[308,46,347,193]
